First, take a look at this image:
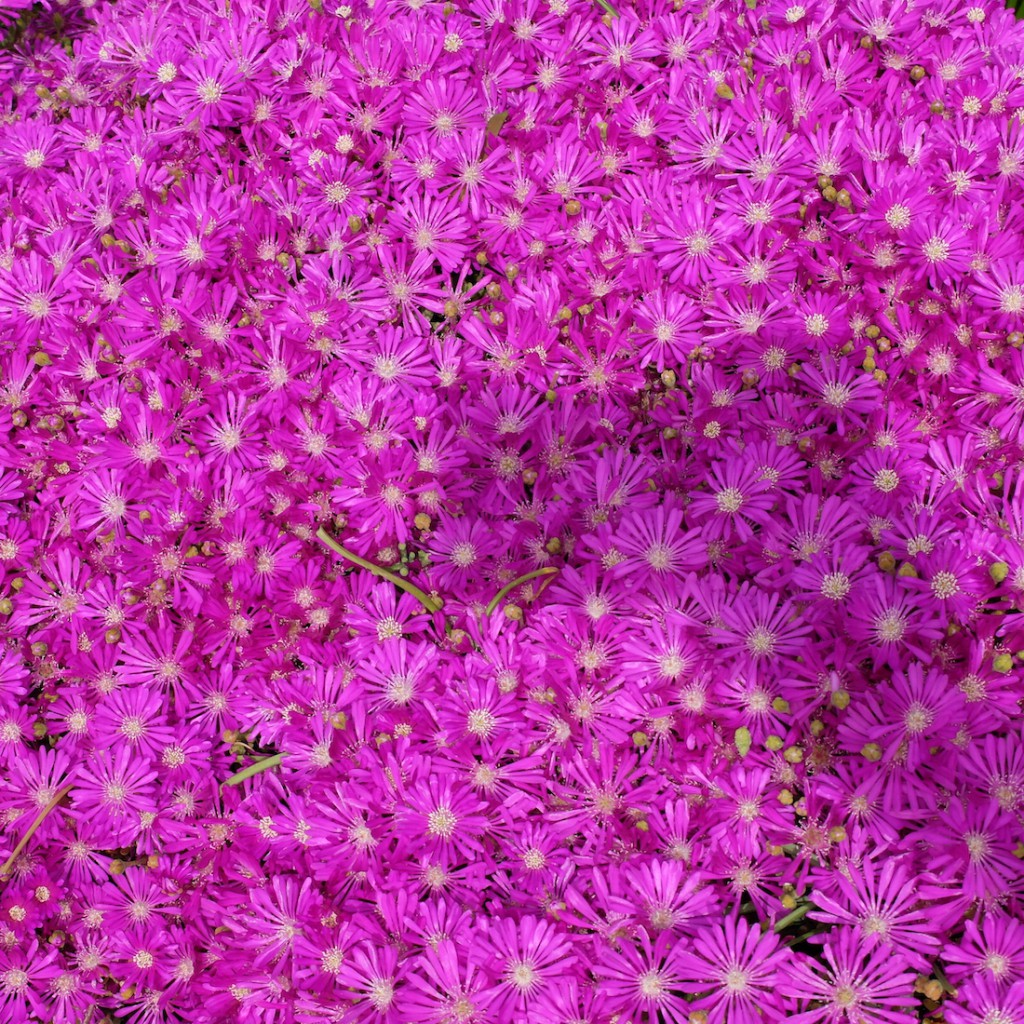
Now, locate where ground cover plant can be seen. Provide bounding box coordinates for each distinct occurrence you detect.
[1,0,1024,1021]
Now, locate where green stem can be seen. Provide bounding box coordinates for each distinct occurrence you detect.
[774,901,816,933]
[486,566,559,615]
[595,0,619,15]
[316,527,441,613]
[222,753,284,788]
[1,784,73,881]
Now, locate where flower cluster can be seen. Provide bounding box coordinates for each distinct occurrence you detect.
[1,0,1023,1021]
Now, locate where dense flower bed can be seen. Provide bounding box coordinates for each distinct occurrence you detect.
[1,0,1024,1021]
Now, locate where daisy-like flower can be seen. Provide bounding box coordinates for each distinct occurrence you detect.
[614,505,707,579]
[652,185,733,288]
[396,776,490,859]
[478,916,576,1019]
[71,749,159,845]
[944,977,1024,1024]
[597,928,689,1024]
[688,455,776,542]
[677,915,788,1024]
[710,585,813,670]
[942,916,1024,988]
[779,927,918,1024]
[809,857,951,970]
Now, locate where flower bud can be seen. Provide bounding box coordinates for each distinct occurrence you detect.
[414,513,431,530]
[993,652,1014,674]
[910,65,926,81]
[990,561,1009,583]
[0,599,11,616]
[564,200,582,216]
[504,605,523,621]
[765,735,785,751]
[861,743,883,761]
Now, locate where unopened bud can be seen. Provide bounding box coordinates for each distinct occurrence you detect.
[504,605,523,621]
[910,65,926,81]
[784,745,804,764]
[765,735,785,751]
[564,199,581,216]
[865,325,881,339]
[861,743,883,762]
[32,351,52,367]
[990,561,1009,583]
[715,81,735,100]
[414,513,431,531]
[993,652,1014,674]
[822,185,838,202]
